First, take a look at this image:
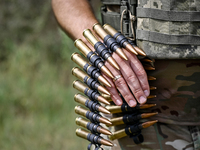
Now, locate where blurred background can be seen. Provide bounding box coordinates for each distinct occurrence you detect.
[0,0,102,149]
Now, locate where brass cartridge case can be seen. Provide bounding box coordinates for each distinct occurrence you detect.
[103,24,138,55]
[76,117,112,135]
[76,117,88,128]
[107,112,158,127]
[74,93,88,106]
[76,128,113,146]
[72,67,87,82]
[71,52,88,69]
[73,80,110,105]
[103,24,117,37]
[106,104,156,114]
[74,39,114,79]
[74,105,112,125]
[76,128,88,139]
[83,29,120,70]
[72,67,111,95]
[93,23,128,60]
[109,120,158,140]
[93,23,109,40]
[73,80,87,94]
[74,39,91,57]
[83,29,99,47]
[74,94,110,114]
[71,52,111,87]
[75,105,87,117]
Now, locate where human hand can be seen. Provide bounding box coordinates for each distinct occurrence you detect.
[78,40,150,107]
[75,25,149,108]
[103,48,150,107]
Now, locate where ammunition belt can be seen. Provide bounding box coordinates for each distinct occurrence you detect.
[71,23,158,149]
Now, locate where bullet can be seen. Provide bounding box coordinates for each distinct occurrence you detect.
[128,39,146,56]
[74,106,112,125]
[72,67,110,95]
[76,128,113,146]
[74,39,114,79]
[73,80,110,105]
[140,58,153,63]
[147,95,157,99]
[148,76,156,80]
[103,24,138,55]
[107,112,158,127]
[106,103,156,114]
[76,117,112,135]
[144,64,155,70]
[83,29,120,70]
[150,86,157,90]
[93,23,128,60]
[74,93,110,114]
[108,120,158,140]
[71,52,111,87]
[101,93,113,101]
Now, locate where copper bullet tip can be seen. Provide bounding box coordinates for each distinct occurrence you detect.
[147,95,156,99]
[134,46,146,56]
[98,96,110,105]
[101,139,114,147]
[144,66,155,70]
[100,128,112,135]
[125,43,138,55]
[116,48,128,60]
[142,120,158,129]
[98,106,110,114]
[140,58,153,63]
[150,86,157,90]
[98,75,112,87]
[107,57,120,70]
[139,103,156,109]
[141,112,158,119]
[98,86,111,95]
[99,117,112,125]
[148,76,156,80]
[100,66,114,79]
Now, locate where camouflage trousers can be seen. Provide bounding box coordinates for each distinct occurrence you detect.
[103,59,200,150]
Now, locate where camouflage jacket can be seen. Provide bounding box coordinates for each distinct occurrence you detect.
[101,0,200,59]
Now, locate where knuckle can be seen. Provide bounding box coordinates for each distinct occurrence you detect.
[114,78,126,87]
[137,68,146,77]
[133,87,142,96]
[126,74,137,83]
[123,94,131,100]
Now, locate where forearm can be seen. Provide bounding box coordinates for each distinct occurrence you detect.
[52,0,98,41]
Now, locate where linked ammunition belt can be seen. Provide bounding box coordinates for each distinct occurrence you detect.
[70,23,157,149]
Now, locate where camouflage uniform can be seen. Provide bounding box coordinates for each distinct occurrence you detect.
[101,0,200,149]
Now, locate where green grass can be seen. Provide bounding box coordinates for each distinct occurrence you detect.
[0,31,89,149]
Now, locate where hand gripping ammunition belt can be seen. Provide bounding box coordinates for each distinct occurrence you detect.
[70,22,158,149]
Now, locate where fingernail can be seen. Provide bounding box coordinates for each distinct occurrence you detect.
[144,90,149,97]
[116,99,122,105]
[129,100,136,107]
[139,96,147,104]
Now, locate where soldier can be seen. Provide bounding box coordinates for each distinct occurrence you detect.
[52,0,200,150]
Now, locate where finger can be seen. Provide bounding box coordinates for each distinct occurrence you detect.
[111,52,147,105]
[104,60,137,107]
[102,75,123,106]
[128,52,150,97]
